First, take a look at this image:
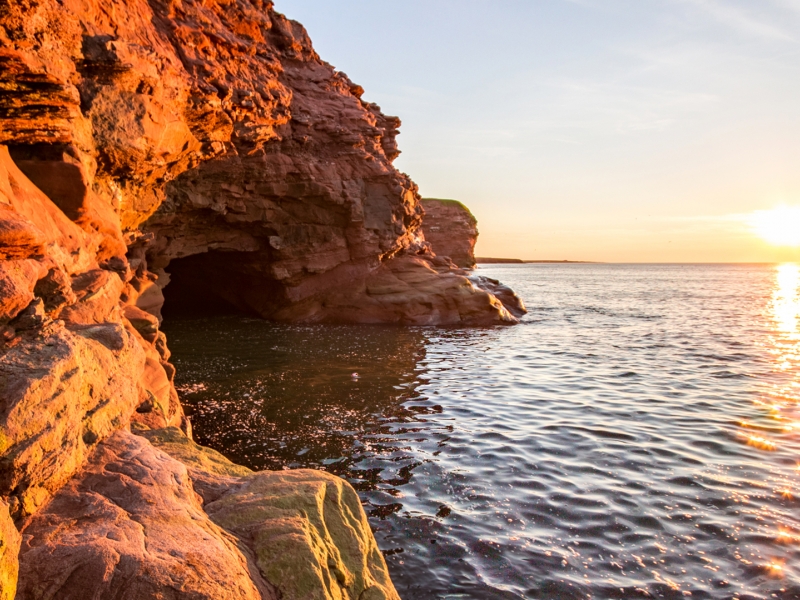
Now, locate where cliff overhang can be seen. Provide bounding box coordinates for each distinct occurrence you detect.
[0,0,526,597]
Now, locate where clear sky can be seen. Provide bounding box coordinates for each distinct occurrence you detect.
[277,0,800,262]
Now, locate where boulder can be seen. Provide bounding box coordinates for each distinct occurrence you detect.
[141,427,400,600]
[206,469,399,600]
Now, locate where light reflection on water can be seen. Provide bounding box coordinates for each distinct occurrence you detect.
[164,264,800,599]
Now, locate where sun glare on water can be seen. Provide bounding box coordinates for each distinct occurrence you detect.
[749,205,800,246]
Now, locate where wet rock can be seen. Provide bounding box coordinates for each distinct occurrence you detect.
[470,275,527,319]
[292,254,518,325]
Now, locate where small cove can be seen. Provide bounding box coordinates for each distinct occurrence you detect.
[163,263,800,599]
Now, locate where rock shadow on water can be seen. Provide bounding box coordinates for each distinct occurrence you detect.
[163,316,431,477]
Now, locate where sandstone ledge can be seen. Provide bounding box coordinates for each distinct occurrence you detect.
[15,427,399,600]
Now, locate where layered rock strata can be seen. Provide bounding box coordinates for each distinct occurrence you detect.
[0,0,525,597]
[420,198,478,269]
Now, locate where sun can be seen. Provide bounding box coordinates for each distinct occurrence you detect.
[748,205,800,247]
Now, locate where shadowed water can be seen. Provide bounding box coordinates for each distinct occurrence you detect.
[163,263,800,599]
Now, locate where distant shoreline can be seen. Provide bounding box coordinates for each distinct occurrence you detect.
[476,257,599,264]
[476,259,787,265]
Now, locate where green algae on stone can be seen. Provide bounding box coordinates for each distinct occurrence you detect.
[136,426,399,600]
[135,426,252,478]
[205,470,399,600]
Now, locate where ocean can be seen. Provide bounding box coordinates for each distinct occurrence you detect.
[163,263,800,599]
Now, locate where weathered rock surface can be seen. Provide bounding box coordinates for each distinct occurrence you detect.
[143,427,399,600]
[17,430,273,600]
[469,275,527,319]
[420,198,479,269]
[16,427,398,600]
[0,322,145,519]
[0,499,20,600]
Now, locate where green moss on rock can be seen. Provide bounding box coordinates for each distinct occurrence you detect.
[136,426,252,478]
[137,427,399,600]
[207,470,399,600]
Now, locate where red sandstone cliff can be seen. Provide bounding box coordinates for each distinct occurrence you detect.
[420,198,479,269]
[0,0,525,597]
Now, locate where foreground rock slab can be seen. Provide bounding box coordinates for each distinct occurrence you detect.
[143,427,400,600]
[16,428,399,600]
[16,430,272,600]
[207,470,396,600]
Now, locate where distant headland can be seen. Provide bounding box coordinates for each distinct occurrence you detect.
[476,258,599,264]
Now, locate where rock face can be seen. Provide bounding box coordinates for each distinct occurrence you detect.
[0,499,19,600]
[420,199,478,269]
[16,430,273,600]
[16,428,399,600]
[0,0,520,326]
[0,0,526,597]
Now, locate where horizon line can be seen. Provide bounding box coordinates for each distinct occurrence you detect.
[476,259,793,265]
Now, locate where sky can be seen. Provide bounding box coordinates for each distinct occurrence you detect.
[276,0,800,262]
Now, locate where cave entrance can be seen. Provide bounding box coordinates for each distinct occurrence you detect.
[161,251,256,319]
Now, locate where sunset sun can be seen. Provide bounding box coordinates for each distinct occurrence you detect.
[748,206,800,247]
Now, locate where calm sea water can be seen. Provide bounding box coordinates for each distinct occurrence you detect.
[163,264,800,599]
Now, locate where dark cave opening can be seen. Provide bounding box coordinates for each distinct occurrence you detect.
[161,251,257,319]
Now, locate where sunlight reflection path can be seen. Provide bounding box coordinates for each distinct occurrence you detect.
[736,264,800,575]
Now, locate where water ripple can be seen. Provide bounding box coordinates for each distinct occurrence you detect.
[165,263,800,599]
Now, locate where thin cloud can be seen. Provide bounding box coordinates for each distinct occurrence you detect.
[678,0,797,42]
[771,0,800,15]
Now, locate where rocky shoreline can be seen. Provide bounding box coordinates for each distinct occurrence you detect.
[0,1,524,597]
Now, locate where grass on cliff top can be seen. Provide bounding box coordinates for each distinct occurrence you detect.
[420,198,470,209]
